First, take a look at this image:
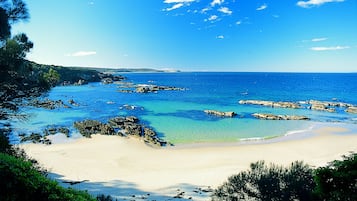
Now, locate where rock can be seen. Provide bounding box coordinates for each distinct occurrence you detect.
[68,99,79,107]
[239,100,301,109]
[310,104,335,113]
[252,113,310,120]
[204,110,236,117]
[136,86,150,93]
[101,78,113,84]
[346,106,357,114]
[308,100,353,108]
[73,120,103,138]
[74,79,87,85]
[30,99,68,110]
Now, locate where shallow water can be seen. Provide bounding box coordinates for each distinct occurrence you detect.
[9,72,357,144]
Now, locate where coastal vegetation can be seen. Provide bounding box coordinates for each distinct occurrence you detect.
[212,153,357,201]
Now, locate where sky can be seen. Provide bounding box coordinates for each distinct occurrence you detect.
[12,0,357,72]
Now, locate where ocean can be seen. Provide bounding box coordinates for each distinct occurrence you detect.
[9,72,357,144]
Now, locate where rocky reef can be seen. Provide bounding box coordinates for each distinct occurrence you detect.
[74,116,169,147]
[252,113,310,120]
[239,100,301,109]
[204,110,236,117]
[239,99,357,114]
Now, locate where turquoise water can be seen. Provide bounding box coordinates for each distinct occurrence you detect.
[9,72,357,144]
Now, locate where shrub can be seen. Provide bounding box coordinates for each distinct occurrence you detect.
[212,161,315,201]
[314,152,357,201]
[0,153,96,201]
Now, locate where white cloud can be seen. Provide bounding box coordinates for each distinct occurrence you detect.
[297,0,344,8]
[164,0,195,3]
[211,0,224,7]
[218,7,232,15]
[163,0,196,11]
[208,15,218,21]
[256,4,268,11]
[311,37,328,42]
[217,35,224,39]
[311,46,350,51]
[66,51,97,57]
[236,20,242,25]
[164,3,184,11]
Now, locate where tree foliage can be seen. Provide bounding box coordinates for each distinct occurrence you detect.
[41,68,60,88]
[314,153,357,201]
[212,161,315,201]
[0,153,96,201]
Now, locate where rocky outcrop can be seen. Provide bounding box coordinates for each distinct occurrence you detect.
[252,113,310,120]
[73,120,115,138]
[20,132,51,145]
[135,85,185,93]
[74,116,169,147]
[98,73,125,84]
[308,100,353,108]
[204,110,236,117]
[239,100,301,109]
[44,127,70,137]
[29,99,68,110]
[346,106,357,114]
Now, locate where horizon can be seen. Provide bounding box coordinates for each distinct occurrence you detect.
[13,0,357,72]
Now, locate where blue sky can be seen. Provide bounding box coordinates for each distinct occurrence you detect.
[13,0,357,72]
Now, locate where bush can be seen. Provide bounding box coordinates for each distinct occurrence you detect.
[314,153,357,201]
[0,153,96,201]
[212,161,315,201]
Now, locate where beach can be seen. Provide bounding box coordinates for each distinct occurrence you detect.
[19,126,357,200]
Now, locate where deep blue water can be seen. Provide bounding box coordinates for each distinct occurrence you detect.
[9,72,357,144]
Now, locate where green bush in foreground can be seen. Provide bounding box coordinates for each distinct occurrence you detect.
[212,161,315,201]
[314,153,357,201]
[0,153,96,201]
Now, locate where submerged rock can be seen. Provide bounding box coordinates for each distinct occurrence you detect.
[252,113,310,120]
[204,110,236,117]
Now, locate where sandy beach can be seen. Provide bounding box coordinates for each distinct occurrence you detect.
[19,126,357,200]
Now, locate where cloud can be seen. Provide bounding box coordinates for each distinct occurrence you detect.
[256,4,268,11]
[217,35,224,39]
[297,0,344,8]
[310,46,350,51]
[164,0,195,3]
[208,15,218,21]
[218,7,232,15]
[164,3,184,11]
[211,0,224,7]
[311,37,328,42]
[66,51,97,57]
[163,0,196,11]
[236,20,242,25]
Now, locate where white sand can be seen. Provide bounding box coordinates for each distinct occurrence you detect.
[20,127,357,200]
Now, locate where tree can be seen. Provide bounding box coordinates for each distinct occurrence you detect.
[0,0,29,24]
[0,33,33,71]
[212,161,315,201]
[314,153,357,201]
[42,68,60,88]
[0,7,10,41]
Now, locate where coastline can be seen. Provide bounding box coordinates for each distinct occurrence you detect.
[19,125,357,200]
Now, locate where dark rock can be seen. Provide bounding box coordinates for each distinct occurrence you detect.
[204,110,236,117]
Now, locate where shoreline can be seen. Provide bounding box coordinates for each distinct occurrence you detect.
[19,125,357,200]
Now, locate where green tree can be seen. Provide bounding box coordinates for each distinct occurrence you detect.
[0,153,96,201]
[0,7,10,41]
[0,33,33,71]
[42,68,60,88]
[212,161,315,201]
[314,153,357,201]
